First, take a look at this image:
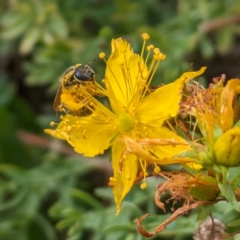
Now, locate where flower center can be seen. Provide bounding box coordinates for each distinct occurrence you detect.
[118,112,135,132]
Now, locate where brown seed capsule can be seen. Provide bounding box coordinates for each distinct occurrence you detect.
[193,217,226,240]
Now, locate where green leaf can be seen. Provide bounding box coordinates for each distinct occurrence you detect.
[0,73,15,106]
[218,181,240,212]
[213,124,223,140]
[19,27,41,54]
[196,204,213,222]
[199,35,215,58]
[227,218,240,227]
[1,16,31,40]
[47,12,68,38]
[216,27,234,54]
[103,224,136,233]
[70,189,103,210]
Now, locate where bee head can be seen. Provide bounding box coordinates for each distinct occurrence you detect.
[74,64,95,82]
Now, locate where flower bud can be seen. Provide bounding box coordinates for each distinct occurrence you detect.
[213,127,240,167]
[189,175,219,201]
[198,150,214,166]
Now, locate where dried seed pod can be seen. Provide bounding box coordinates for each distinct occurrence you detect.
[193,217,226,240]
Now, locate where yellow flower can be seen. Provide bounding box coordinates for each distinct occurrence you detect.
[45,34,205,214]
[181,77,240,167]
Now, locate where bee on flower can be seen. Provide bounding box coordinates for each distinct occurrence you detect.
[53,63,101,116]
[45,33,205,214]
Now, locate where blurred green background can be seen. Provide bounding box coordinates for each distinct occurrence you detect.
[1,0,240,239]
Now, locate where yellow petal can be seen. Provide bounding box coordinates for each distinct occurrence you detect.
[45,114,118,157]
[111,140,138,214]
[138,67,206,127]
[105,38,148,112]
[145,126,191,162]
[220,79,240,131]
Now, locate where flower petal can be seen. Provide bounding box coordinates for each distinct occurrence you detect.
[138,67,206,127]
[111,140,138,215]
[220,79,240,131]
[145,126,191,162]
[45,114,118,157]
[105,38,148,113]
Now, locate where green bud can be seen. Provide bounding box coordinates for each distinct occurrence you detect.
[198,150,214,166]
[189,175,219,201]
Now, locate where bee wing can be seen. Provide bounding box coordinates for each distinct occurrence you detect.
[53,86,63,112]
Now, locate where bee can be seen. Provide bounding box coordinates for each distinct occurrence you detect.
[53,64,97,116]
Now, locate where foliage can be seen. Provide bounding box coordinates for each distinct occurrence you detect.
[1,0,240,239]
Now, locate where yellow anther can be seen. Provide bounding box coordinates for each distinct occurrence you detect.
[140,182,148,189]
[109,177,116,182]
[50,121,55,127]
[147,44,154,51]
[154,54,160,60]
[99,52,106,58]
[154,166,161,173]
[141,33,150,40]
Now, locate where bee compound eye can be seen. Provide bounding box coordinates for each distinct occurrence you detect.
[74,65,94,81]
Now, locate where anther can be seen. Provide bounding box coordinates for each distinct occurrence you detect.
[109,177,116,182]
[141,33,150,40]
[154,166,161,173]
[147,44,154,51]
[153,48,160,53]
[140,182,147,189]
[99,52,106,58]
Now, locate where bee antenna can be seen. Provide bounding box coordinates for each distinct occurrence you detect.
[89,58,99,65]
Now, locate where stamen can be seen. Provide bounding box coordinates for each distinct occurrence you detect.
[154,165,161,173]
[122,52,135,106]
[141,33,150,40]
[139,52,163,103]
[99,52,106,59]
[50,121,56,127]
[109,177,116,182]
[145,44,154,66]
[140,182,147,189]
[140,33,150,59]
